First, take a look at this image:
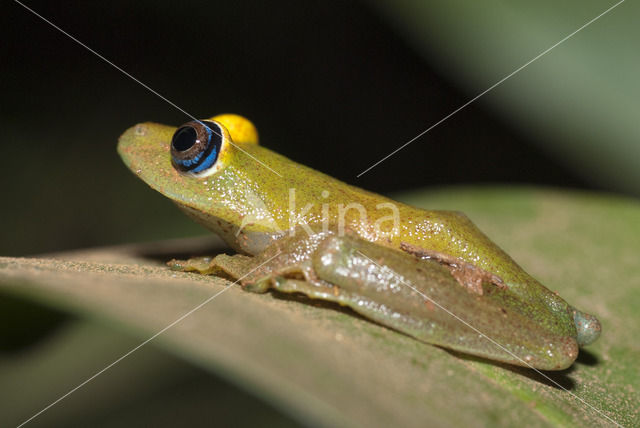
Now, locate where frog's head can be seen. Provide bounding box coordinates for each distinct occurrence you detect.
[117,114,289,253]
[119,113,260,175]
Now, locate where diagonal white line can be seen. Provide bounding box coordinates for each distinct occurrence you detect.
[357,0,626,177]
[357,251,622,427]
[13,0,282,178]
[17,251,281,428]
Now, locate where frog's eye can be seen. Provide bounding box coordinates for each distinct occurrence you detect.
[170,120,224,176]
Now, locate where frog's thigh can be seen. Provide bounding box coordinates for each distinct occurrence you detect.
[310,235,580,370]
[168,254,254,279]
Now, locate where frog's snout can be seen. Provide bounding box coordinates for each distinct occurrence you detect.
[572,309,601,346]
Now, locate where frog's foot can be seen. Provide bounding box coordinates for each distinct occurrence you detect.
[245,276,348,305]
[241,257,336,297]
[168,254,254,279]
[571,307,602,346]
[400,242,505,295]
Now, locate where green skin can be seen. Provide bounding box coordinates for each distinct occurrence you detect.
[117,116,601,370]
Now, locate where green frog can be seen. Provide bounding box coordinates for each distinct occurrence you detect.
[117,113,600,370]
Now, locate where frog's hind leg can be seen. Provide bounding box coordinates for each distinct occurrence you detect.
[312,235,580,370]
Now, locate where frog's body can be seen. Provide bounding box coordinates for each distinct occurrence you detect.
[118,114,600,370]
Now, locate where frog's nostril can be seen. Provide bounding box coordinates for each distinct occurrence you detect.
[172,126,197,151]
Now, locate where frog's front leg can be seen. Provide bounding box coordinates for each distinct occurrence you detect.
[168,242,342,299]
[167,233,379,309]
[168,254,254,280]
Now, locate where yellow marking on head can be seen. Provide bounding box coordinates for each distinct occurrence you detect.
[210,114,259,145]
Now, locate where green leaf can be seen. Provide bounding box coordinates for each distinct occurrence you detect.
[367,0,640,196]
[0,187,637,427]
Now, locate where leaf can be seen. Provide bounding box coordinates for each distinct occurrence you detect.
[0,187,638,427]
[367,0,640,196]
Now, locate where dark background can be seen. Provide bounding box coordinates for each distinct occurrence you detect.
[2,0,597,256]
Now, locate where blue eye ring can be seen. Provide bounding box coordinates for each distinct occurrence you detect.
[171,120,222,174]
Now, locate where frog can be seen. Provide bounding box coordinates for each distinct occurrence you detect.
[117,113,601,370]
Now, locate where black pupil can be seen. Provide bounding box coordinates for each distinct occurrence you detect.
[172,126,197,152]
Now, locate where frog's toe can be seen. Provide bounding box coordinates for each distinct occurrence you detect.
[167,256,216,274]
[572,308,601,346]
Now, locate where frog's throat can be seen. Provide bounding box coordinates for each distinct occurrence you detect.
[176,203,281,255]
